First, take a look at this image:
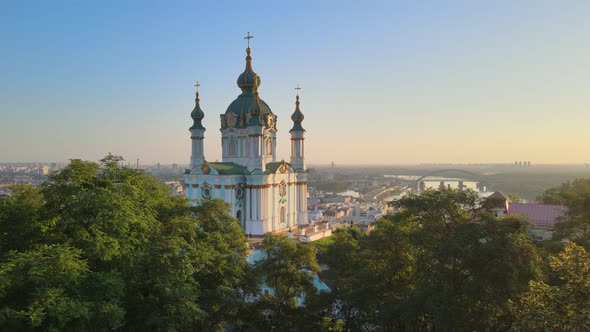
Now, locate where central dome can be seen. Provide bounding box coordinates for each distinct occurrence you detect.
[223,46,274,129]
[224,91,273,129]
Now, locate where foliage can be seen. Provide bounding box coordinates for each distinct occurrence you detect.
[508,193,522,203]
[0,244,124,331]
[4,163,589,330]
[316,189,542,331]
[0,155,248,331]
[510,242,590,331]
[0,184,43,253]
[247,234,320,330]
[538,178,590,249]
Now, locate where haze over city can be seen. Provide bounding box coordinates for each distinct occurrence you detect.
[1,1,589,164]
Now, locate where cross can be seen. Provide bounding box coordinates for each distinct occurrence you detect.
[295,84,301,96]
[194,81,200,92]
[244,32,253,48]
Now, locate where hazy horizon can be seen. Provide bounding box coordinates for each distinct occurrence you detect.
[2,1,589,164]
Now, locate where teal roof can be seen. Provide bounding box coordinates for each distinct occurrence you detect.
[223,91,273,129]
[190,91,205,130]
[237,47,260,92]
[266,161,292,173]
[208,162,247,175]
[222,47,275,129]
[289,95,305,132]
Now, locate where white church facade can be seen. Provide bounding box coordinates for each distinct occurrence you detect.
[184,35,308,235]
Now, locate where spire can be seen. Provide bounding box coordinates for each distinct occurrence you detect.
[237,32,260,92]
[190,81,205,130]
[290,84,305,132]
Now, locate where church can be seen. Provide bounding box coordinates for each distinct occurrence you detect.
[184,34,309,235]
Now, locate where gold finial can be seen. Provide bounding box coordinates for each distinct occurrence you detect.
[244,32,253,48]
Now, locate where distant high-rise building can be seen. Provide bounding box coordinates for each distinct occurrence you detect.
[184,34,309,235]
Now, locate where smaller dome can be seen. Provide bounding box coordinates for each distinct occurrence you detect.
[290,95,305,132]
[190,91,205,130]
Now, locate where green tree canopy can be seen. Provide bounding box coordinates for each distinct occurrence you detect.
[510,242,590,331]
[246,233,320,331]
[316,189,542,331]
[0,156,248,331]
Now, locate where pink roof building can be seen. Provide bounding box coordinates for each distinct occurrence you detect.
[508,203,568,228]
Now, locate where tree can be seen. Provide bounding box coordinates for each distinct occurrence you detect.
[0,156,249,331]
[508,193,522,203]
[316,189,542,331]
[538,178,590,248]
[0,184,43,253]
[413,214,540,331]
[511,242,590,331]
[249,233,320,330]
[0,244,124,331]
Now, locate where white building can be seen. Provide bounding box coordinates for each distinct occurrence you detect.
[185,36,308,235]
[348,205,382,224]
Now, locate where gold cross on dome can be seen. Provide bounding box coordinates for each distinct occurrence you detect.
[194,81,200,92]
[295,84,301,96]
[244,32,253,48]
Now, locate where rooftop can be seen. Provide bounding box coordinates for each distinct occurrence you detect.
[508,203,568,228]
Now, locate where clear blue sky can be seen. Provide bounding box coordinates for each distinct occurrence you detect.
[1,0,589,164]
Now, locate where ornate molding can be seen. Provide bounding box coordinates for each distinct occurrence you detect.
[201,164,211,174]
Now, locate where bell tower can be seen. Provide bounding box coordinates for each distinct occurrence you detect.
[289,85,306,171]
[189,81,206,170]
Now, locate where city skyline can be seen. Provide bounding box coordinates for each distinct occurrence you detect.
[1,1,589,164]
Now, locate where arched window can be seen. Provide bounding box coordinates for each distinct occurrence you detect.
[228,138,237,156]
[266,139,273,155]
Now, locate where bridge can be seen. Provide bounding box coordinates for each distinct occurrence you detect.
[365,169,492,202]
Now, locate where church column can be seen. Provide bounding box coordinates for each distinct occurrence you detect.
[247,187,252,220]
[256,187,261,220]
[222,137,227,158]
[287,181,293,227]
[252,187,258,220]
[272,138,277,162]
[262,186,268,229]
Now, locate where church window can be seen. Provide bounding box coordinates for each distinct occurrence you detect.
[228,137,237,156]
[280,206,286,225]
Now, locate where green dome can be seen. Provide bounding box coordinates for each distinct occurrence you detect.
[290,95,305,132]
[223,91,273,128]
[236,48,260,92]
[190,91,205,130]
[222,47,275,129]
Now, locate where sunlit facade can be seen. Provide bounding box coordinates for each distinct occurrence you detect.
[185,37,308,235]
